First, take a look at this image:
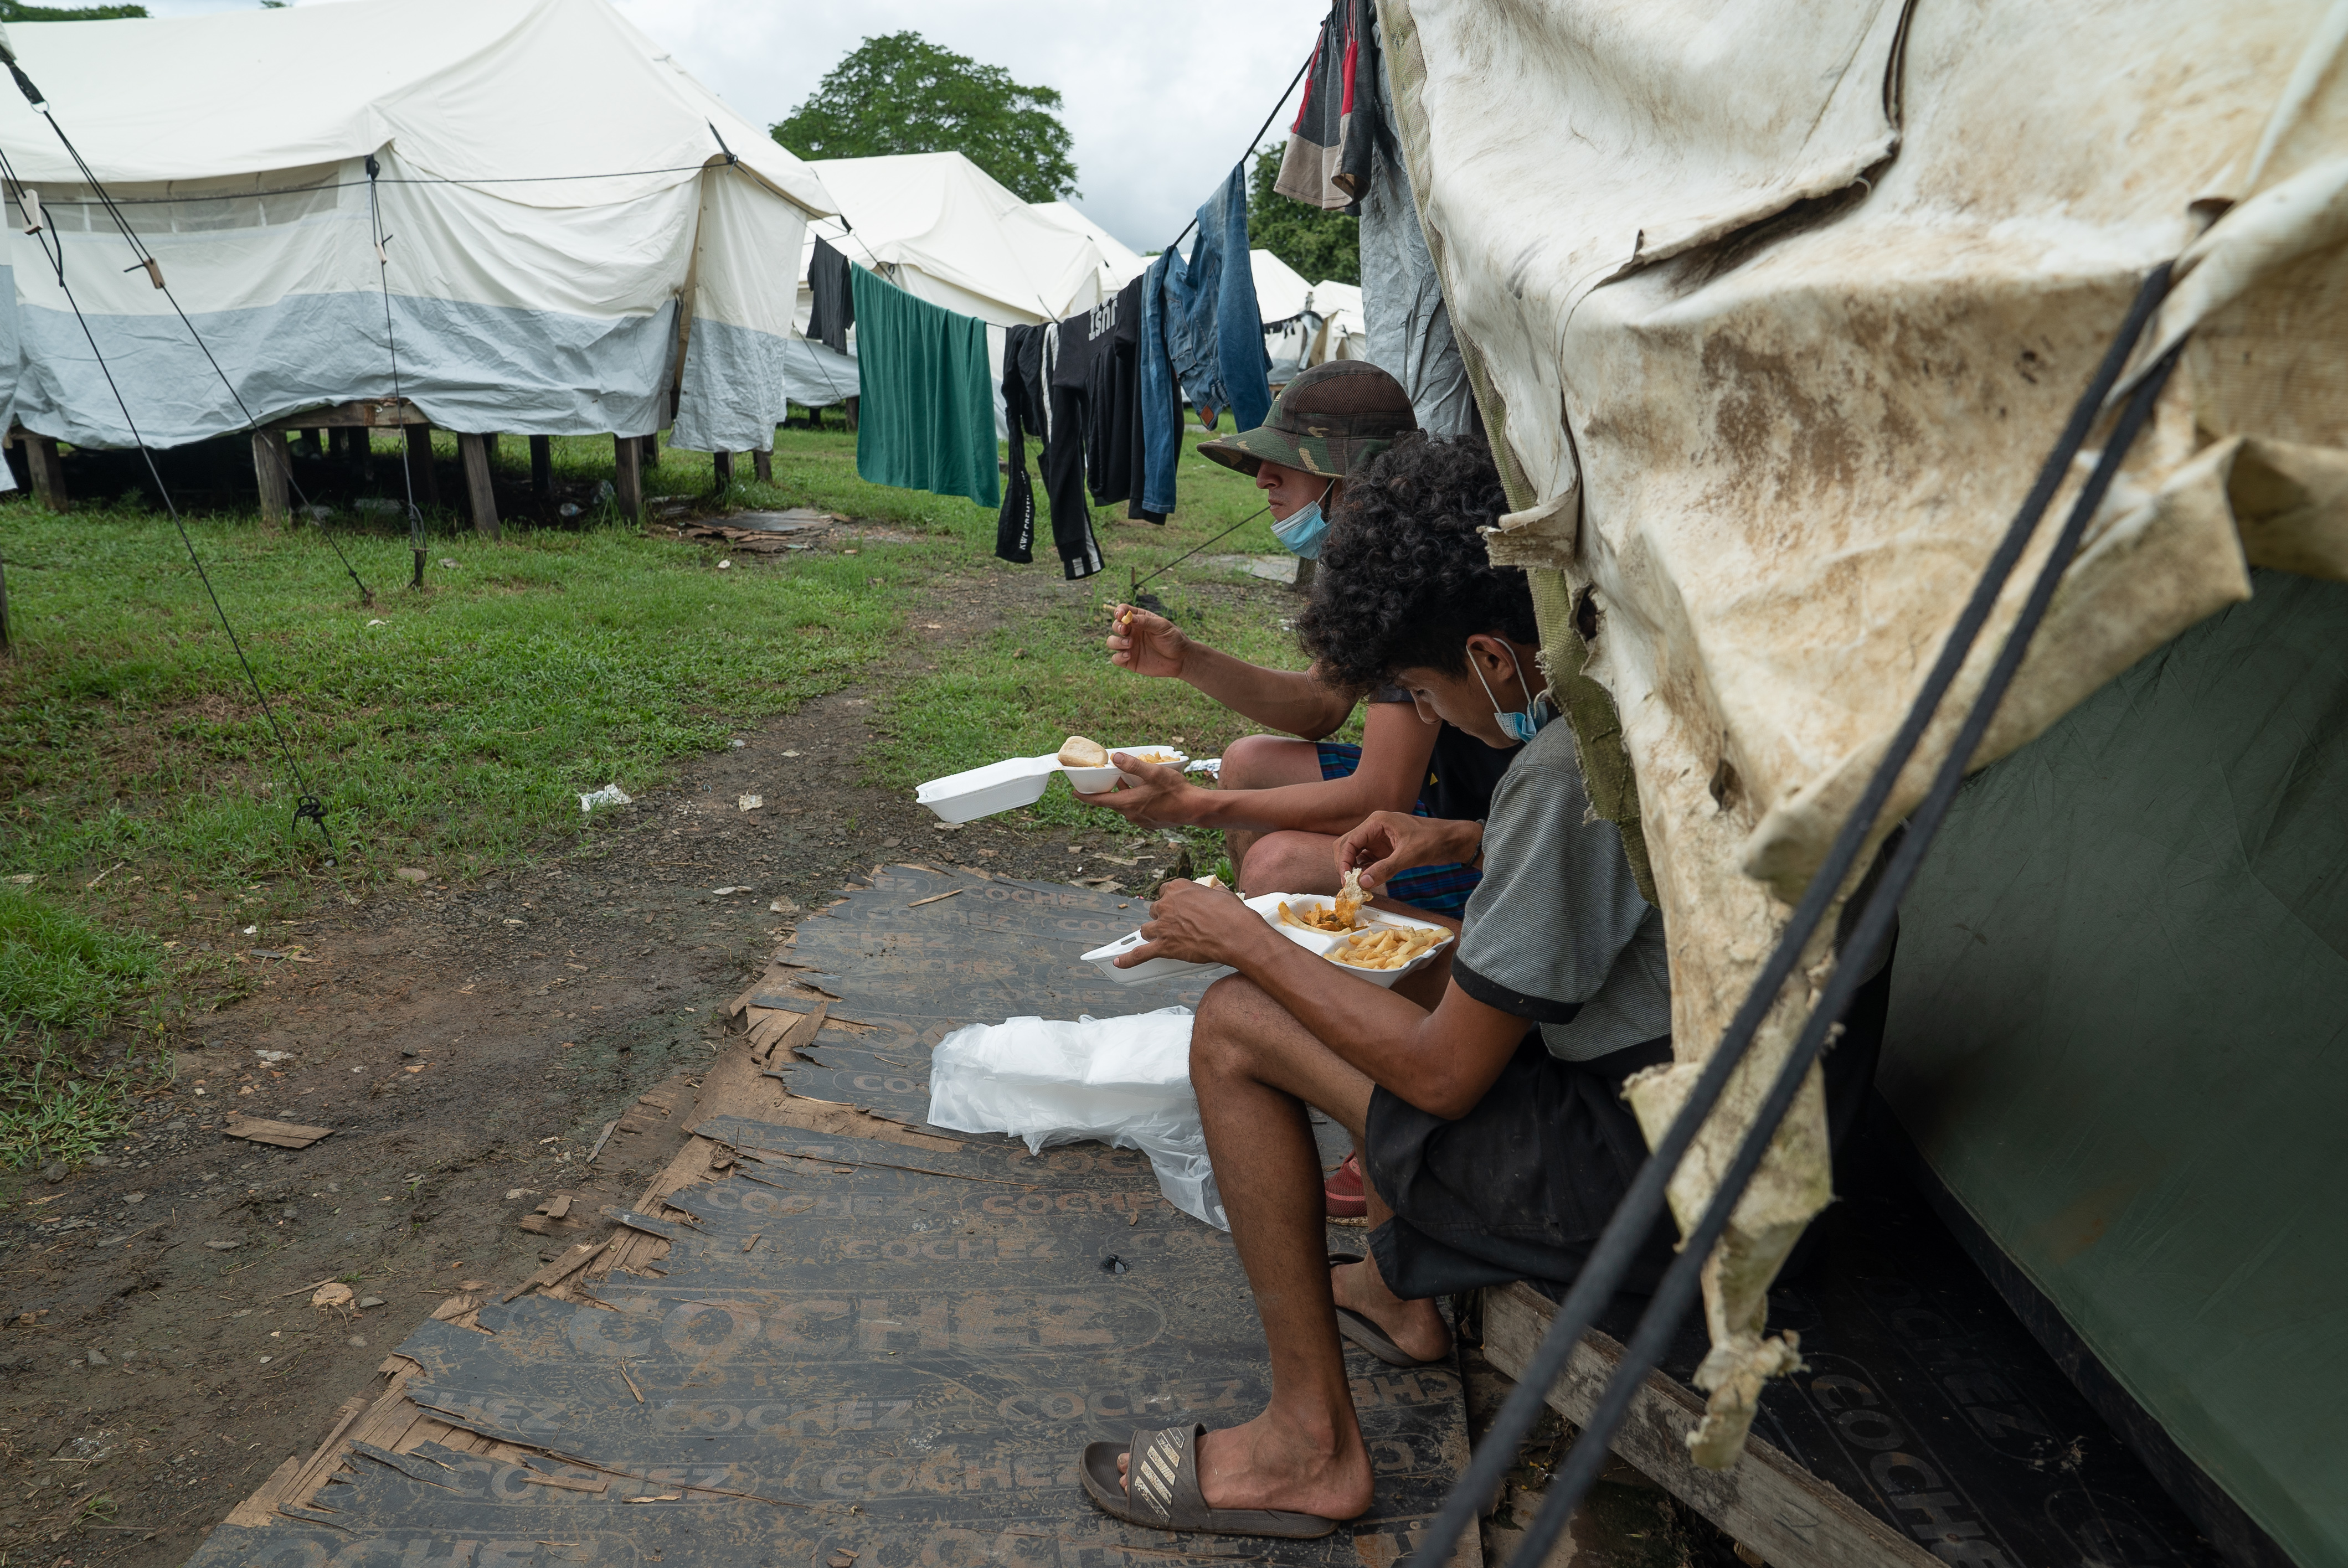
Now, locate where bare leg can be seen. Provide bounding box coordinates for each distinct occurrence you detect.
[1234,829,1347,898]
[1216,734,1324,881]
[1118,974,1381,1519]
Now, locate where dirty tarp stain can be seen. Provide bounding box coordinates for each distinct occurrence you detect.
[186,866,1476,1567]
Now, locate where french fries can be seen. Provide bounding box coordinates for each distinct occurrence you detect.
[1330,924,1449,971]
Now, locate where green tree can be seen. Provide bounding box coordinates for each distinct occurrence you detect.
[773,32,1078,204]
[0,1,146,17]
[1247,143,1359,287]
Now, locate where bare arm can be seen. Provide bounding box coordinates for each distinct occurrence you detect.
[1128,879,1527,1118]
[1072,702,1438,834]
[1106,603,1358,740]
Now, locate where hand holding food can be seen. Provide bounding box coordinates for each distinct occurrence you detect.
[1335,810,1484,894]
[1104,603,1192,680]
[1069,752,1200,827]
[1118,875,1259,968]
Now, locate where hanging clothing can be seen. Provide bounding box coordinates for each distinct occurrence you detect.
[849,263,1001,510]
[1139,250,1181,517]
[996,322,1101,579]
[1162,164,1272,435]
[1050,276,1162,523]
[1358,17,1475,435]
[806,237,854,357]
[1276,0,1378,212]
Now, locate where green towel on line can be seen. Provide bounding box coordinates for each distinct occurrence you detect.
[849,264,1001,511]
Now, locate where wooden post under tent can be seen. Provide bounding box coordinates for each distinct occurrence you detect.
[0,0,841,552]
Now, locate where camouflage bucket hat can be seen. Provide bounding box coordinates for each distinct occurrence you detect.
[1198,360,1418,478]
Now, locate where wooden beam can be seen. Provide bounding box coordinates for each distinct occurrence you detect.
[712,450,733,492]
[753,448,772,484]
[529,435,553,501]
[23,433,65,513]
[1479,1282,1939,1568]
[403,425,440,509]
[251,430,290,525]
[843,395,859,432]
[612,433,642,522]
[264,398,427,431]
[641,432,661,469]
[457,432,498,539]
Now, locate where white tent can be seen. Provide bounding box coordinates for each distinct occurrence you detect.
[1030,200,1151,296]
[1250,249,1314,327]
[1394,0,2348,1471]
[803,153,1117,329]
[0,0,836,455]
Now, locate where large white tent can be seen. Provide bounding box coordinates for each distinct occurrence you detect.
[1029,199,1151,296]
[0,0,835,457]
[802,152,1120,330]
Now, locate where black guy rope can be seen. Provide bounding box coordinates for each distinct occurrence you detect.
[1403,260,2181,1567]
[363,154,431,590]
[0,47,339,860]
[1166,53,1312,255]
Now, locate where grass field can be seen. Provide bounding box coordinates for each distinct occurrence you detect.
[0,420,1315,1166]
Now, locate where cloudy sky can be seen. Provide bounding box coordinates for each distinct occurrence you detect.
[135,0,1331,251]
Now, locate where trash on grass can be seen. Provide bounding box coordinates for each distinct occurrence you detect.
[738,794,763,811]
[393,867,427,882]
[769,896,800,916]
[579,783,632,813]
[713,885,750,896]
[311,1282,354,1309]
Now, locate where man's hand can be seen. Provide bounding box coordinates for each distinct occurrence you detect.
[1105,603,1192,679]
[1069,754,1205,827]
[1118,876,1271,968]
[1336,811,1484,894]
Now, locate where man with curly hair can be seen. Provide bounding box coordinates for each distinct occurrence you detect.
[1075,432,1892,1540]
[1081,362,1515,920]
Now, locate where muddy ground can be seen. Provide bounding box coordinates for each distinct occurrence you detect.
[1,533,1727,1568]
[0,548,1234,1568]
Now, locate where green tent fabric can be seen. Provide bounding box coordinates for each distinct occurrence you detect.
[1883,571,2348,1567]
[848,265,1000,510]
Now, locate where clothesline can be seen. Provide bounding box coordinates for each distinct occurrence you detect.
[1165,54,1312,256]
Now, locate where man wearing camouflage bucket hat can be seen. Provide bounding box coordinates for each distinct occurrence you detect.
[1085,362,1520,963]
[1194,361,1420,558]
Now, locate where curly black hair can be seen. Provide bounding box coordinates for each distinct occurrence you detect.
[1297,431,1533,690]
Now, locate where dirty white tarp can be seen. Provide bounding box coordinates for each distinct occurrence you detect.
[0,0,832,451]
[1388,0,2348,1474]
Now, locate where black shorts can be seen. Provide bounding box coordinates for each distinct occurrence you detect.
[1363,960,1892,1301]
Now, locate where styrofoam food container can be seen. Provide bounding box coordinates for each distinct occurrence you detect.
[1062,745,1188,795]
[915,754,1059,823]
[1078,928,1235,987]
[1077,891,1451,989]
[1247,893,1454,990]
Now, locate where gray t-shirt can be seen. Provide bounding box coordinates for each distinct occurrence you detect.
[1452,721,1671,1061]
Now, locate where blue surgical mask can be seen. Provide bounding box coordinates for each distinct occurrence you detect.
[1470,643,1554,744]
[1269,481,1335,559]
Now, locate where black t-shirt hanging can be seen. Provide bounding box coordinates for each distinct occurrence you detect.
[1050,277,1161,522]
[806,238,853,355]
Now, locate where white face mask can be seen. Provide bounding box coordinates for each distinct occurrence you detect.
[1469,641,1554,744]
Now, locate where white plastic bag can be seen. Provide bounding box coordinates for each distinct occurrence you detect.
[925,1006,1227,1230]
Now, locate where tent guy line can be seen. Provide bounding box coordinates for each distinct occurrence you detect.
[363,153,430,592]
[1407,259,2190,1566]
[0,35,344,859]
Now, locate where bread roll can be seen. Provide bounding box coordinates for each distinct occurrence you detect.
[1057,735,1109,767]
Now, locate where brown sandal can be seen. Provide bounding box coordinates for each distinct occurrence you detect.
[1079,1422,1342,1539]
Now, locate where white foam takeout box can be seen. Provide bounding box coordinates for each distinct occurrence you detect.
[1079,892,1454,991]
[914,745,1188,824]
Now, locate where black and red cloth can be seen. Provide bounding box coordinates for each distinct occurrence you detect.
[1276,0,1378,213]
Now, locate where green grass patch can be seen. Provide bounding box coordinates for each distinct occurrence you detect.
[0,883,162,1172]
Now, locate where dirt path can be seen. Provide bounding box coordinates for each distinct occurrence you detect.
[0,556,1255,1567]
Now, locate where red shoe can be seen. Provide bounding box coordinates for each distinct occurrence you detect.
[1324,1152,1367,1219]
